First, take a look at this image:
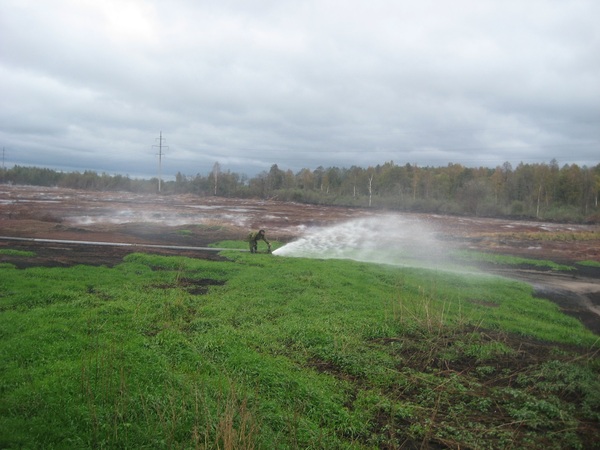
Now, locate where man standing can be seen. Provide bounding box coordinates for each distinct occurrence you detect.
[247,229,271,253]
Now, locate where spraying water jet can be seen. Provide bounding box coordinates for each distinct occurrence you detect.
[273,215,455,271]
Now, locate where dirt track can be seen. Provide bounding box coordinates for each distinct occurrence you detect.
[1,185,599,334]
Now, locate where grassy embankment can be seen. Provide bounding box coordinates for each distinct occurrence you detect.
[1,245,599,449]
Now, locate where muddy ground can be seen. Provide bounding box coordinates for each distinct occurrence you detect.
[1,184,599,334]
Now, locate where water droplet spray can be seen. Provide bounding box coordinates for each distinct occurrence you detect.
[273,215,453,270]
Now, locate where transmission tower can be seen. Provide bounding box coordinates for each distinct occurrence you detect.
[152,132,169,192]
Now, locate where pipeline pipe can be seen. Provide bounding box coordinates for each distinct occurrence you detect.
[0,236,249,252]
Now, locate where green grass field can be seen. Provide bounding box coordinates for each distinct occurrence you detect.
[1,244,599,449]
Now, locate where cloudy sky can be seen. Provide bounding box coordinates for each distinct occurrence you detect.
[1,0,599,179]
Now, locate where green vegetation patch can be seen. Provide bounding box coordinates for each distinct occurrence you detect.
[455,249,575,271]
[0,249,36,257]
[0,248,598,449]
[504,230,600,241]
[577,260,600,268]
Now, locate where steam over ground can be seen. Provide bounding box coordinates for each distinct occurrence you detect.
[273,215,452,270]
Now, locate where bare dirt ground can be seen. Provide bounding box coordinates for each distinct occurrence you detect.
[1,184,600,334]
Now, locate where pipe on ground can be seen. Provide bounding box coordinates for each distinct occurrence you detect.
[0,236,249,252]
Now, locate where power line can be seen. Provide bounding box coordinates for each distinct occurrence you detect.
[152,132,169,193]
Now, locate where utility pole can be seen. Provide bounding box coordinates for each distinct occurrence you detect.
[152,132,168,193]
[2,147,4,171]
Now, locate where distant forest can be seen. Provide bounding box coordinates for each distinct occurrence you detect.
[2,159,599,223]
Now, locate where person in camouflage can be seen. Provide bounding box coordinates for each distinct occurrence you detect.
[247,229,271,253]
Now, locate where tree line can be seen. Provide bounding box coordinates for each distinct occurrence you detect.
[1,159,599,222]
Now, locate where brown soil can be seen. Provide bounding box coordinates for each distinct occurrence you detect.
[1,185,599,334]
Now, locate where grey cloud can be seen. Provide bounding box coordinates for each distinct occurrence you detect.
[1,0,598,178]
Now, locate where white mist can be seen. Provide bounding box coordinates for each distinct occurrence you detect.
[273,215,451,270]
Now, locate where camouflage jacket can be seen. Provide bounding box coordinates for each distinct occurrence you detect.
[247,231,270,244]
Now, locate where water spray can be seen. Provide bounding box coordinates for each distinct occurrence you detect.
[273,215,452,270]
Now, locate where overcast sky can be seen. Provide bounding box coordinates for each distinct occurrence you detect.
[1,0,599,179]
